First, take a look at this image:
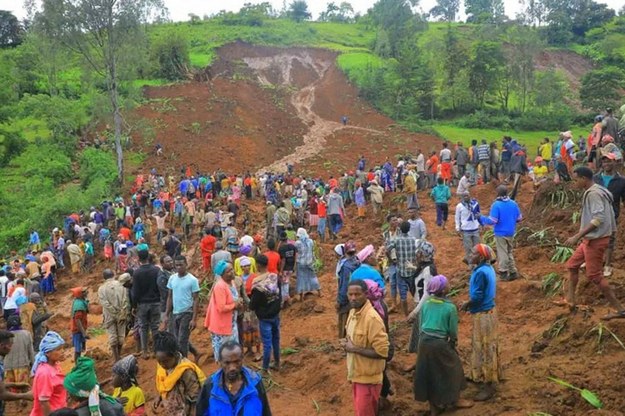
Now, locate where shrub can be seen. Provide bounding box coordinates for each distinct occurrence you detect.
[79,147,117,188]
[151,33,191,81]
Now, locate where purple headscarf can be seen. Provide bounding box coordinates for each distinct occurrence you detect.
[364,279,385,319]
[427,274,448,296]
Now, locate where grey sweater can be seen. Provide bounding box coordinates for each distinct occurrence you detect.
[581,184,616,240]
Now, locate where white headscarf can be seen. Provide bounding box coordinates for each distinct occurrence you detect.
[296,228,309,240]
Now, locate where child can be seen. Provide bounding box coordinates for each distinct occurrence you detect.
[70,287,89,362]
[112,355,146,416]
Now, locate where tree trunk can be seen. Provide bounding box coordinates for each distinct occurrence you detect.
[109,61,124,185]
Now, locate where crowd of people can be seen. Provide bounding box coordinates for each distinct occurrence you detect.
[0,107,624,415]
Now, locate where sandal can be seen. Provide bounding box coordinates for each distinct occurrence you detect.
[601,310,625,321]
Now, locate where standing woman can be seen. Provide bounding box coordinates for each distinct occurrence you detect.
[40,256,55,295]
[461,244,502,401]
[407,241,438,357]
[295,228,321,301]
[4,315,34,390]
[153,331,205,416]
[204,261,243,362]
[30,331,67,416]
[413,275,472,415]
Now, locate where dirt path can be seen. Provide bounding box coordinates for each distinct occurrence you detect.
[242,52,384,174]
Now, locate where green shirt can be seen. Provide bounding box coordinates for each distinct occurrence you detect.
[419,297,458,340]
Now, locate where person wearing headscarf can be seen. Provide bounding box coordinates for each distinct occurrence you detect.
[236,256,260,360]
[460,243,501,402]
[70,287,89,363]
[153,331,205,416]
[336,242,360,339]
[111,355,145,416]
[350,245,385,290]
[64,357,123,416]
[248,255,282,372]
[204,261,243,362]
[4,315,34,390]
[31,331,67,416]
[407,241,438,358]
[295,228,321,300]
[413,275,472,414]
[233,245,257,277]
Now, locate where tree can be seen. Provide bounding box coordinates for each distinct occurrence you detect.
[468,41,505,107]
[519,0,547,26]
[533,69,568,109]
[506,26,541,112]
[34,0,165,185]
[429,0,460,22]
[465,0,506,24]
[288,1,312,22]
[0,10,23,47]
[152,33,190,80]
[319,2,355,22]
[580,67,625,111]
[541,0,616,44]
[440,26,470,110]
[369,0,424,58]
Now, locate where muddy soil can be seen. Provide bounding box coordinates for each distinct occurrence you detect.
[13,43,625,416]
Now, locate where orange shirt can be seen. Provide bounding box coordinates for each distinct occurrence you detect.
[264,250,281,274]
[200,235,217,256]
[328,178,338,189]
[427,155,439,174]
[317,201,327,218]
[119,227,132,241]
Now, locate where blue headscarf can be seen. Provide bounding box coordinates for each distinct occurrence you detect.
[214,260,229,277]
[31,331,65,375]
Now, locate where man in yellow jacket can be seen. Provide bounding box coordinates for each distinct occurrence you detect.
[340,280,389,416]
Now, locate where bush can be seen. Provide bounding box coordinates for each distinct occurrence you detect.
[151,34,191,80]
[0,126,26,163]
[9,144,72,185]
[455,111,513,130]
[79,147,117,188]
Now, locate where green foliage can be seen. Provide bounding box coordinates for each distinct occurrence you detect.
[429,0,461,22]
[0,10,23,48]
[369,0,426,58]
[0,126,26,164]
[221,2,274,27]
[465,0,506,24]
[580,66,625,111]
[319,2,355,23]
[468,41,505,108]
[541,272,563,296]
[79,148,118,188]
[151,33,191,80]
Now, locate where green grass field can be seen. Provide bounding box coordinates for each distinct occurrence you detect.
[433,123,589,157]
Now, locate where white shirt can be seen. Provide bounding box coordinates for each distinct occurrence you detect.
[440,148,452,162]
[455,201,480,232]
[0,276,8,298]
[457,176,471,195]
[416,154,425,172]
[4,286,25,310]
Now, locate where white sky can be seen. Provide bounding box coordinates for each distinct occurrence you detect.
[1,0,622,21]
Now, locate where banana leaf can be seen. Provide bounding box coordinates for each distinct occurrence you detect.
[548,377,603,409]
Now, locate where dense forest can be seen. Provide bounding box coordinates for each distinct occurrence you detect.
[0,0,624,250]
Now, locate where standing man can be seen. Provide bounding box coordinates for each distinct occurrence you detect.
[500,136,512,183]
[265,201,276,240]
[97,269,129,361]
[157,255,174,326]
[455,192,481,268]
[593,150,625,277]
[455,142,469,179]
[456,171,472,196]
[366,180,384,215]
[388,221,418,315]
[415,148,426,190]
[407,209,427,241]
[66,239,83,275]
[132,249,161,360]
[196,341,272,416]
[163,256,200,357]
[327,188,345,240]
[477,139,491,183]
[340,280,389,416]
[403,169,418,210]
[200,229,217,274]
[29,230,40,253]
[481,185,522,281]
[336,242,360,339]
[430,178,452,229]
[602,107,619,140]
[278,232,297,307]
[564,167,625,320]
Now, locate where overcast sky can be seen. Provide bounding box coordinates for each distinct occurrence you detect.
[1,0,622,21]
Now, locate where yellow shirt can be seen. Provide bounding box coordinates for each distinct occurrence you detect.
[534,165,548,178]
[539,143,552,161]
[113,385,145,415]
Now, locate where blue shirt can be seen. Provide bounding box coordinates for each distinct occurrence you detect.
[354,187,365,207]
[167,273,200,314]
[337,257,360,307]
[469,263,496,313]
[30,231,40,244]
[350,264,386,289]
[481,198,521,237]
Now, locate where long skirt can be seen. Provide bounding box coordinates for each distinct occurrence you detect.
[470,309,503,383]
[41,274,55,295]
[210,326,239,362]
[407,313,420,354]
[5,367,29,391]
[308,213,319,227]
[414,334,466,407]
[296,264,320,293]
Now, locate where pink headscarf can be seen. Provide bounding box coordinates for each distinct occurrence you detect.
[356,245,375,263]
[427,275,448,296]
[364,279,385,319]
